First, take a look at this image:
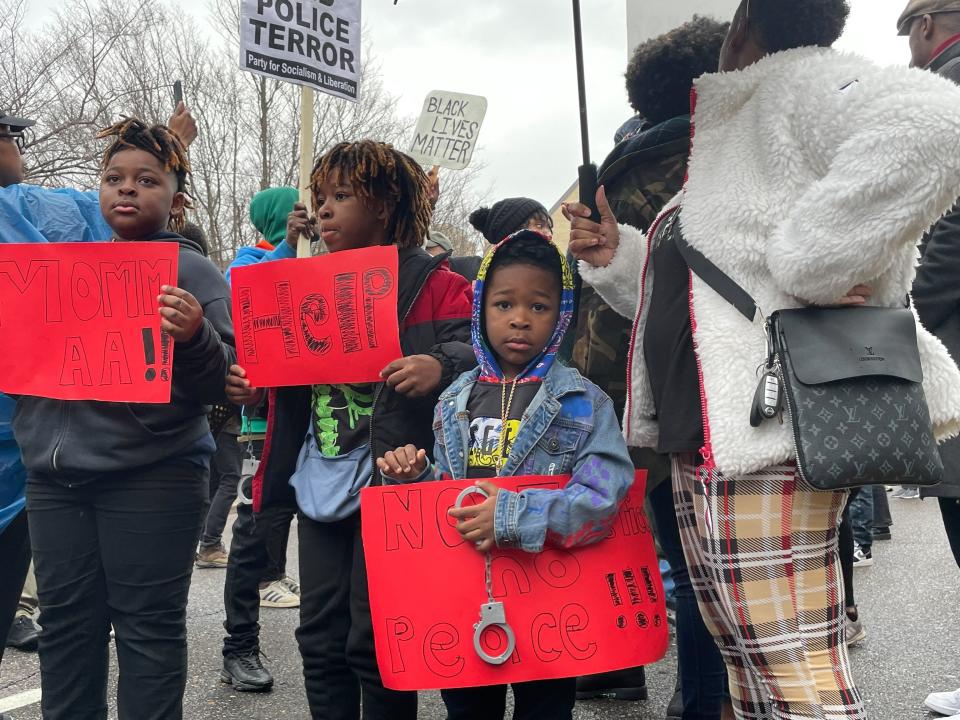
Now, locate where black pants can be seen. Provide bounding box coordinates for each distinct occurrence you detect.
[872,485,892,529]
[940,497,960,568]
[649,476,728,718]
[441,678,576,720]
[297,513,416,720]
[0,509,31,669]
[222,497,296,656]
[200,429,241,547]
[27,460,206,720]
[838,489,859,609]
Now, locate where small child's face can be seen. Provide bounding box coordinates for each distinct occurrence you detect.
[313,172,387,253]
[100,148,183,240]
[484,263,560,379]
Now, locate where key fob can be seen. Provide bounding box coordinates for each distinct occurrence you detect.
[750,371,781,427]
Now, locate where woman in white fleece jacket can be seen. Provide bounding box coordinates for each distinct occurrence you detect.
[569,1,960,719]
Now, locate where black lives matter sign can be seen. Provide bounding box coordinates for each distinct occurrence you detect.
[240,0,361,102]
[409,91,488,171]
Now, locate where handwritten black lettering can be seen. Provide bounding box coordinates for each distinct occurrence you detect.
[382,489,424,551]
[423,623,464,679]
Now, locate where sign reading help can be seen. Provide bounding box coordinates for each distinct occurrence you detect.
[231,245,402,387]
[239,0,361,102]
[409,90,488,170]
[0,242,178,403]
[361,472,668,690]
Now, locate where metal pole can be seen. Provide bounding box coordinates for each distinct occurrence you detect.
[297,85,315,258]
[571,0,599,222]
[572,0,591,167]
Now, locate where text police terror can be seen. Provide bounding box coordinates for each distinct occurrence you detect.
[248,1,356,74]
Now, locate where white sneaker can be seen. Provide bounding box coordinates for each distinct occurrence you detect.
[894,486,921,499]
[852,544,874,568]
[279,575,300,596]
[925,687,960,716]
[844,616,866,646]
[259,579,300,608]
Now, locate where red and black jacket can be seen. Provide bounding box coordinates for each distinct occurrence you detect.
[252,246,475,512]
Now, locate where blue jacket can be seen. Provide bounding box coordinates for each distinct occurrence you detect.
[0,185,110,532]
[415,362,634,553]
[225,241,295,285]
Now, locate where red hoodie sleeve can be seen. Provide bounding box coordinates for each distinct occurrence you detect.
[406,263,476,390]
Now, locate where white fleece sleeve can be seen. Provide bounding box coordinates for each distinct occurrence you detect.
[766,71,960,305]
[578,223,649,321]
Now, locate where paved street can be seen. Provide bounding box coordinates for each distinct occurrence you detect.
[1,494,957,719]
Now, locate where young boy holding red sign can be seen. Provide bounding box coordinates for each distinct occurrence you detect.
[225,140,475,720]
[13,119,236,720]
[377,231,635,720]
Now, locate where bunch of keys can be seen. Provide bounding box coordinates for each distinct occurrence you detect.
[750,322,783,427]
[454,485,517,666]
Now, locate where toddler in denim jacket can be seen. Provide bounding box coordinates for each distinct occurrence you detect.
[377,230,634,719]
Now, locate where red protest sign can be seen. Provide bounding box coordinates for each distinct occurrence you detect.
[231,246,402,387]
[361,472,667,691]
[0,242,178,403]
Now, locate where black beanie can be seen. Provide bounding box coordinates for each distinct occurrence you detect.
[469,197,550,244]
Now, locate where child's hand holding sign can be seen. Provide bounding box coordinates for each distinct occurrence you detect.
[226,364,264,407]
[448,481,500,552]
[158,285,203,342]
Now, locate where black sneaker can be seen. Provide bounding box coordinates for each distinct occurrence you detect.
[666,686,684,719]
[872,526,892,541]
[852,544,874,568]
[576,667,647,701]
[6,615,40,651]
[221,651,274,692]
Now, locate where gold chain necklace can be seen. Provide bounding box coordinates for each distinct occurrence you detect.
[495,377,519,475]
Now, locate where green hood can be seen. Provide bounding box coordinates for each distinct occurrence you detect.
[249,187,299,245]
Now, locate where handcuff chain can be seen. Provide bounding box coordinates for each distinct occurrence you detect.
[485,551,494,603]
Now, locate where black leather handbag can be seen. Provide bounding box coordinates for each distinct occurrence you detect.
[671,213,943,491]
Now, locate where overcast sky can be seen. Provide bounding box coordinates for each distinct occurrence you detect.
[28,0,911,208]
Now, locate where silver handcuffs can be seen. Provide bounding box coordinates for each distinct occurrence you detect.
[454,485,517,666]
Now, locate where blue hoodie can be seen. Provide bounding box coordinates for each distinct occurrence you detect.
[0,184,111,533]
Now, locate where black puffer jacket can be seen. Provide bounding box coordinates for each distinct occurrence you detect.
[252,247,475,512]
[915,38,960,499]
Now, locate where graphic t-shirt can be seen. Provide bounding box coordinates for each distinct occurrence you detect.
[311,383,375,458]
[465,380,540,478]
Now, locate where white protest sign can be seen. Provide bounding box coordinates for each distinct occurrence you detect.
[409,90,487,170]
[239,0,361,102]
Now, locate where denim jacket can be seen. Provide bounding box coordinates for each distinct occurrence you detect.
[397,362,634,553]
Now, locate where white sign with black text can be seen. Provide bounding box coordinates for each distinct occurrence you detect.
[409,90,487,170]
[239,0,361,102]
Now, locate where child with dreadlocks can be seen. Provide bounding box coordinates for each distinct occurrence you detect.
[226,140,475,719]
[12,118,235,720]
[377,230,635,720]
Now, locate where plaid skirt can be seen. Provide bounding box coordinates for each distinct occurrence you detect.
[672,456,866,720]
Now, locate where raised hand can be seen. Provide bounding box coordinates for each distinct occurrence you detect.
[285,202,317,248]
[563,185,620,269]
[167,102,197,147]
